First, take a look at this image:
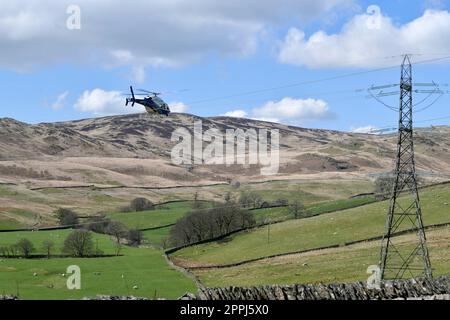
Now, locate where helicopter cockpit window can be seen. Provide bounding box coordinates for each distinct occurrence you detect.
[153,96,164,105]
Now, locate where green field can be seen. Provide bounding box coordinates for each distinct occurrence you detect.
[135,196,377,247]
[0,230,196,299]
[194,226,450,287]
[142,226,172,247]
[172,184,450,266]
[235,180,374,205]
[108,201,202,230]
[2,181,448,299]
[0,229,116,255]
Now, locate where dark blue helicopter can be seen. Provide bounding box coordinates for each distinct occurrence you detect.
[125,86,170,116]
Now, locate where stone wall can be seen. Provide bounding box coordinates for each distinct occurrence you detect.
[195,276,450,300]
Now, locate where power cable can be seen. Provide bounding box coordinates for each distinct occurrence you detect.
[186,55,450,106]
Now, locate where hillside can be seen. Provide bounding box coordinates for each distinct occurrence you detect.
[1,113,450,188]
[171,183,450,287]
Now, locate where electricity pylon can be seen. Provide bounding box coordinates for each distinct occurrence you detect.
[379,55,433,280]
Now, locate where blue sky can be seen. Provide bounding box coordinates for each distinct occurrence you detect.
[1,0,450,132]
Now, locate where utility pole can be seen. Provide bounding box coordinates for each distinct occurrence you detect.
[379,55,433,280]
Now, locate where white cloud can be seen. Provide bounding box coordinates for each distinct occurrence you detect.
[279,9,450,68]
[169,102,189,113]
[222,110,248,118]
[0,0,350,71]
[252,97,334,123]
[74,89,143,116]
[351,125,379,134]
[50,91,69,110]
[222,98,334,124]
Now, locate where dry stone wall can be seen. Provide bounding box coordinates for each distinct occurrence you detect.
[195,276,450,300]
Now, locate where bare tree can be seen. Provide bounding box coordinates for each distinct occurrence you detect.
[63,230,94,257]
[17,238,35,258]
[374,176,395,200]
[129,198,154,212]
[239,192,263,209]
[224,192,232,203]
[107,221,127,256]
[55,208,79,226]
[289,200,305,219]
[192,192,202,209]
[239,192,253,208]
[127,229,143,247]
[41,240,55,259]
[170,203,255,246]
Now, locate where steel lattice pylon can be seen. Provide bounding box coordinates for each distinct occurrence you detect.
[379,55,433,280]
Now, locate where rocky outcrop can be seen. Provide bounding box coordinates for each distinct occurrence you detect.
[193,276,450,300]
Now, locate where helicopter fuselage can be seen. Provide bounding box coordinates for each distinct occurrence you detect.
[127,97,170,116]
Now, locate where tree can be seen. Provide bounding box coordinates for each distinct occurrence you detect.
[289,200,305,219]
[107,221,127,256]
[127,229,143,247]
[374,176,395,200]
[238,192,253,208]
[85,215,112,234]
[63,230,94,257]
[0,245,19,258]
[128,198,154,212]
[224,192,232,203]
[192,192,202,209]
[41,240,55,259]
[170,203,255,246]
[17,238,34,258]
[55,208,79,226]
[239,192,263,209]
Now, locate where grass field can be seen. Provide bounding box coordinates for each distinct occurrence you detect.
[0,230,196,299]
[107,201,204,230]
[0,179,375,231]
[142,226,172,247]
[172,184,450,267]
[194,226,450,287]
[234,180,374,205]
[2,180,447,298]
[134,196,378,247]
[0,218,23,230]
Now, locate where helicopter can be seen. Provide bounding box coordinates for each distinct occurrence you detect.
[125,86,171,116]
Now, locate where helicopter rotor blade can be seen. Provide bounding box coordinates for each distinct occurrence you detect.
[136,89,162,95]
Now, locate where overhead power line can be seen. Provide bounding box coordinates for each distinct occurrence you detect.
[186,55,450,106]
